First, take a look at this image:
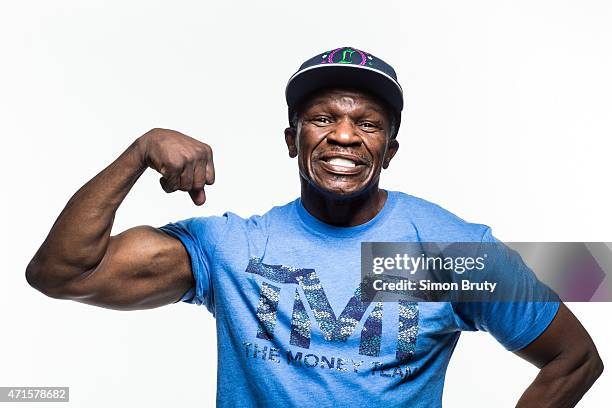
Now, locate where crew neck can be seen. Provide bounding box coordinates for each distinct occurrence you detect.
[295,190,397,238]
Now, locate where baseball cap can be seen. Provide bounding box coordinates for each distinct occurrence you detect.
[285,46,403,138]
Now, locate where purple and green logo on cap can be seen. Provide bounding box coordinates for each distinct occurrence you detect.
[320,47,375,67]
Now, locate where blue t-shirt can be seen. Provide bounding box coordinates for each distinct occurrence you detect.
[159,191,559,408]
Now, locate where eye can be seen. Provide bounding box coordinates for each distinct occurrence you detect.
[313,116,332,125]
[359,121,380,131]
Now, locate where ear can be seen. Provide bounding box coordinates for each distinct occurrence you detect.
[284,127,298,158]
[382,138,399,169]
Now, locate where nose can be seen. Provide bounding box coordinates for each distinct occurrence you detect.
[326,118,362,146]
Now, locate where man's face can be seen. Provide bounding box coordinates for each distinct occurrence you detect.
[285,88,399,197]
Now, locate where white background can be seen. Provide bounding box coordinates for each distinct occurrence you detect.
[1,0,611,406]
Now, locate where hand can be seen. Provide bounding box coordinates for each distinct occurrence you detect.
[136,128,215,205]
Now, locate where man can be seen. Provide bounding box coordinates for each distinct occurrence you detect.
[26,47,602,407]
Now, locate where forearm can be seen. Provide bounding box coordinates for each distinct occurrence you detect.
[516,350,604,408]
[27,139,147,289]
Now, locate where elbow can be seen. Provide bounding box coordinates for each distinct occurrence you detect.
[25,259,44,291]
[589,349,604,382]
[577,344,604,387]
[25,258,70,299]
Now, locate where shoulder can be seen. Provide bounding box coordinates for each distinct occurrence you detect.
[388,190,491,242]
[236,199,298,230]
[161,200,298,253]
[198,199,299,240]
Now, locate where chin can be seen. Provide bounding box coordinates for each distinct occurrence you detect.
[311,179,371,198]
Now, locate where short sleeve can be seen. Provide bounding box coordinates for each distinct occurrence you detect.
[451,228,561,351]
[159,215,229,312]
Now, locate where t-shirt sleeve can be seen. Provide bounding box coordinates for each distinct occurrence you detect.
[451,228,561,351]
[158,215,229,312]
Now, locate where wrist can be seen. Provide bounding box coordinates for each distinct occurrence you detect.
[130,135,149,172]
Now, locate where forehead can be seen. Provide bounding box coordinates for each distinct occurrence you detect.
[300,87,388,116]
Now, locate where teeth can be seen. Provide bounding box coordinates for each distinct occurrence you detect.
[328,158,356,167]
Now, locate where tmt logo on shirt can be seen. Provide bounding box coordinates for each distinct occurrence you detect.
[245,257,419,360]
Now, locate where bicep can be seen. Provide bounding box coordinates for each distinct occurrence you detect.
[61,226,195,310]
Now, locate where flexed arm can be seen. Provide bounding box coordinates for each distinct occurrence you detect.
[26,128,215,310]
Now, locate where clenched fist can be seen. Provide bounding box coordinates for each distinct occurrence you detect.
[136,128,215,205]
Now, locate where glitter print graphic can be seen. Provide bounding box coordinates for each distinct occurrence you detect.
[397,300,419,360]
[246,257,420,360]
[247,257,371,342]
[290,288,311,349]
[359,302,383,357]
[255,282,281,340]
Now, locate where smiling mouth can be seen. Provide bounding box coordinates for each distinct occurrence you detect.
[327,157,357,168]
[317,155,368,175]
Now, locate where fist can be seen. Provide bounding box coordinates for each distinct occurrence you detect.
[137,128,214,205]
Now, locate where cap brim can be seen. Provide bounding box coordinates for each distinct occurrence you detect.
[285,63,404,115]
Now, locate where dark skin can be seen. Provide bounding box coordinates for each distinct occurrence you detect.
[26,88,602,406]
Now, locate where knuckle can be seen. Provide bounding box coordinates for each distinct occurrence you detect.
[200,143,212,155]
[148,127,166,136]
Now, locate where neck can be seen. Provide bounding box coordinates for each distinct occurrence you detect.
[299,177,388,227]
